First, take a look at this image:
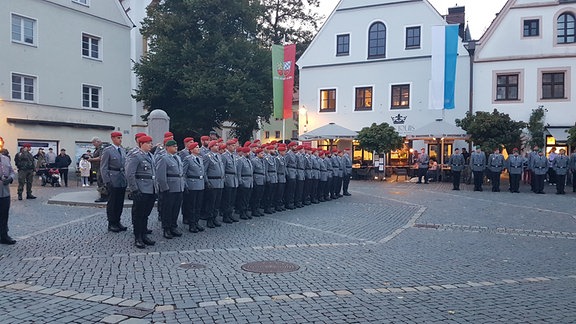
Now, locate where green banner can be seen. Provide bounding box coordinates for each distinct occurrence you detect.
[271,44,285,119]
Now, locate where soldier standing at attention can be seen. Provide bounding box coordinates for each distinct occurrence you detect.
[528,145,540,192]
[470,146,486,191]
[236,147,253,220]
[100,132,128,232]
[342,148,353,196]
[156,140,185,238]
[310,148,321,204]
[448,148,465,190]
[505,148,524,193]
[182,142,205,233]
[221,139,239,223]
[275,145,287,211]
[125,135,156,249]
[284,142,298,210]
[0,144,17,245]
[531,149,549,194]
[89,137,107,203]
[14,143,36,200]
[552,148,569,195]
[488,147,504,192]
[416,148,430,184]
[203,140,224,228]
[569,149,576,192]
[317,151,328,201]
[250,148,266,217]
[295,145,306,207]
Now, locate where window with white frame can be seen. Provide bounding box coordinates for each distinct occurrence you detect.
[82,34,100,59]
[82,85,101,109]
[11,14,36,45]
[12,74,36,101]
[405,26,421,49]
[391,84,410,109]
[557,12,576,44]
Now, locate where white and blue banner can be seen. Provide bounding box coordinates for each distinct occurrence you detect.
[429,24,459,110]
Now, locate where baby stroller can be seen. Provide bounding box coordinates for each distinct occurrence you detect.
[41,168,61,187]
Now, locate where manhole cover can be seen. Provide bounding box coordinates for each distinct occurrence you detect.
[241,261,300,274]
[413,223,440,229]
[115,307,154,318]
[179,262,206,270]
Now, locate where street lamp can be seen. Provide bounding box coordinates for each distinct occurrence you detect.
[299,106,309,133]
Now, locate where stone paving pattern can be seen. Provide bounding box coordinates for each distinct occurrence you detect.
[0,180,575,323]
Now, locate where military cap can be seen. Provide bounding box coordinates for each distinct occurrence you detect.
[244,141,251,147]
[218,143,227,150]
[111,131,122,137]
[137,135,153,144]
[208,140,218,148]
[226,139,235,145]
[165,140,177,147]
[200,135,210,141]
[187,142,198,150]
[164,132,174,138]
[242,147,251,154]
[255,148,263,154]
[183,137,194,143]
[135,132,147,139]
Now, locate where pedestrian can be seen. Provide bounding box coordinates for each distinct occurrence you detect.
[55,148,72,187]
[125,135,156,248]
[470,145,486,191]
[0,146,17,245]
[552,148,569,195]
[488,147,504,192]
[183,142,206,232]
[89,137,107,202]
[79,154,91,187]
[156,139,185,239]
[100,132,128,232]
[417,148,430,184]
[448,148,465,190]
[505,148,523,193]
[14,143,36,200]
[45,147,57,167]
[531,149,548,194]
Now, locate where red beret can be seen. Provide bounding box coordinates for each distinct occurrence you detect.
[318,151,325,156]
[232,138,238,143]
[332,148,339,152]
[217,138,223,143]
[278,146,287,151]
[254,139,261,143]
[244,141,251,147]
[184,137,194,143]
[187,142,198,150]
[236,147,243,153]
[287,142,297,148]
[135,132,147,139]
[111,131,122,138]
[23,143,31,148]
[163,138,171,144]
[200,135,210,141]
[226,139,235,145]
[270,141,277,145]
[218,143,227,150]
[513,148,519,152]
[242,147,251,154]
[137,135,153,144]
[344,148,351,151]
[164,132,173,138]
[296,145,303,150]
[208,140,218,148]
[255,148,263,154]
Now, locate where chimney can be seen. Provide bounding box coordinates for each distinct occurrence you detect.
[445,6,466,40]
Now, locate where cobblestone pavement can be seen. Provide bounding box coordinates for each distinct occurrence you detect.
[1,179,575,323]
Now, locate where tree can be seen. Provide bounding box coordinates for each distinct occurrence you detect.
[133,0,272,142]
[567,123,576,149]
[526,106,545,148]
[357,122,404,154]
[455,109,525,152]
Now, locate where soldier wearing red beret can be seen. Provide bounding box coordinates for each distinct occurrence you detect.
[100,131,128,233]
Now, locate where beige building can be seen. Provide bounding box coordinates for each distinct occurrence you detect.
[0,0,133,164]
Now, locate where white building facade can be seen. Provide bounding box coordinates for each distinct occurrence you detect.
[474,0,576,152]
[297,0,471,164]
[0,0,133,164]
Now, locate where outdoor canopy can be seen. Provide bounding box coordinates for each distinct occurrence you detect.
[299,122,358,141]
[406,120,468,140]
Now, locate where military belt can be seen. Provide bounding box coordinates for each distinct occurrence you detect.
[186,175,203,179]
[208,176,222,179]
[297,167,304,170]
[312,168,320,170]
[225,172,236,175]
[254,172,264,175]
[241,174,252,177]
[109,167,124,171]
[167,174,181,178]
[452,165,461,166]
[267,170,276,173]
[277,173,285,175]
[135,174,154,179]
[474,164,483,166]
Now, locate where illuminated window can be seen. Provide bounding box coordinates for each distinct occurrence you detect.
[320,89,336,112]
[355,87,373,111]
[391,84,410,109]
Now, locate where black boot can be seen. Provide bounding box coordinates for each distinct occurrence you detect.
[134,234,146,249]
[142,235,156,245]
[189,224,199,233]
[163,228,173,239]
[18,193,22,201]
[0,235,16,245]
[206,219,215,228]
[213,218,222,227]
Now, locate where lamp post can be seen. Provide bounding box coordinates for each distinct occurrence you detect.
[299,106,308,133]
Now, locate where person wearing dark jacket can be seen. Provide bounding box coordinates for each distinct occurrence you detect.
[55,149,72,187]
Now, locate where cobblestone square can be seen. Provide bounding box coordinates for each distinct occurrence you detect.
[1,180,575,323]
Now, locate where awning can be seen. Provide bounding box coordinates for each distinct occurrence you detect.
[546,127,570,142]
[299,122,358,141]
[406,120,468,140]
